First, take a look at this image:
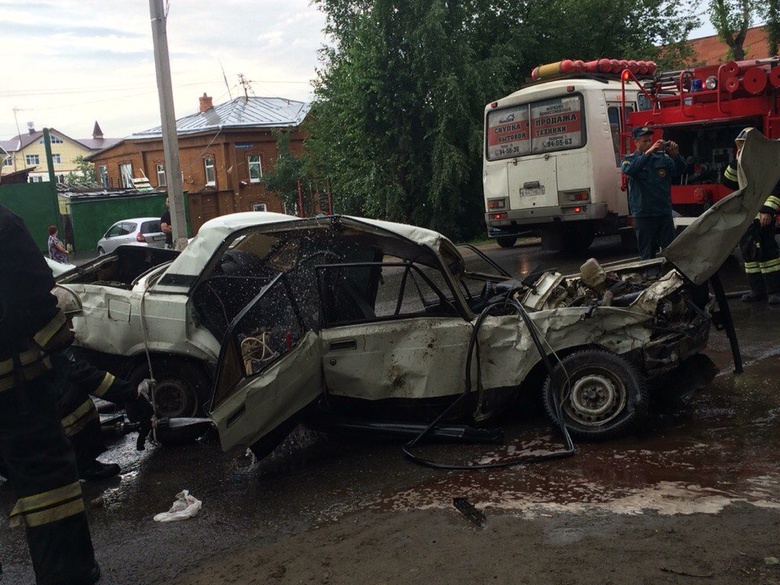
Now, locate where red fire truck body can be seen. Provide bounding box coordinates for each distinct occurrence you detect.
[623,57,780,216]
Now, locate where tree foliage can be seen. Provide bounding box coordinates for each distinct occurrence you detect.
[758,0,780,55]
[709,0,752,59]
[307,0,699,241]
[709,0,779,60]
[65,155,96,186]
[262,130,304,211]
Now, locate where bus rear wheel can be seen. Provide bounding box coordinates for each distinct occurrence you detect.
[496,236,517,248]
[561,223,595,253]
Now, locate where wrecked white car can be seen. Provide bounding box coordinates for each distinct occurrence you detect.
[56,132,780,457]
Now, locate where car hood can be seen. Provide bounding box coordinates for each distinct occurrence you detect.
[663,132,780,285]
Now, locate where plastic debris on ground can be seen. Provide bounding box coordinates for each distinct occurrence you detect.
[153,490,202,522]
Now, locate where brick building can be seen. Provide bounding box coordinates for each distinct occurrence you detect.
[87,94,310,233]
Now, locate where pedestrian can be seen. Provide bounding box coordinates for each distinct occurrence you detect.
[621,126,687,259]
[160,197,173,248]
[721,127,780,304]
[47,225,69,264]
[0,205,100,584]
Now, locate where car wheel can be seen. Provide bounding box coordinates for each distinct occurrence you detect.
[542,349,648,441]
[496,236,517,248]
[129,358,211,418]
[97,246,106,255]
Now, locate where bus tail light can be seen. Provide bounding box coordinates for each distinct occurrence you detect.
[490,212,507,221]
[487,199,507,210]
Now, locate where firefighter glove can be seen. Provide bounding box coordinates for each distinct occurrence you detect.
[126,392,154,424]
[137,378,155,399]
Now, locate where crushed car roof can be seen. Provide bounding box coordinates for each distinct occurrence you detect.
[156,213,452,293]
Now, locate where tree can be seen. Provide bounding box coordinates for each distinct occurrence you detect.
[65,155,96,186]
[262,130,305,213]
[308,0,698,241]
[757,0,779,55]
[709,0,753,60]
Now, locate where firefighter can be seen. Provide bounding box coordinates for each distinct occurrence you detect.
[49,347,155,481]
[621,126,687,259]
[722,127,780,304]
[0,205,100,584]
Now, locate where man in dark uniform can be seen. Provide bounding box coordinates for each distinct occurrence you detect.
[0,205,100,584]
[621,126,687,259]
[49,347,154,481]
[722,127,780,304]
[160,197,173,248]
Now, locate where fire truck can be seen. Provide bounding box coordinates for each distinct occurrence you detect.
[623,57,780,217]
[483,57,780,250]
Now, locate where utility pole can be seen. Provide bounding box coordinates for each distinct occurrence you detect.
[42,128,64,238]
[149,0,187,249]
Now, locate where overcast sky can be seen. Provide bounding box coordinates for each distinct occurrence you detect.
[1,1,722,143]
[0,0,328,140]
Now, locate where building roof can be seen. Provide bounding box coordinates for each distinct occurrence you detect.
[0,127,121,154]
[128,96,311,139]
[687,25,770,65]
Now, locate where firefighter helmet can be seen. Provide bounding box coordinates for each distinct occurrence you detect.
[735,127,755,142]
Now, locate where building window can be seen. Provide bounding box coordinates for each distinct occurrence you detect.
[30,176,43,183]
[26,154,40,166]
[2,157,12,167]
[39,136,63,144]
[204,157,216,186]
[52,154,62,164]
[156,164,166,187]
[248,154,262,183]
[119,162,133,188]
[56,174,66,184]
[252,203,267,212]
[98,165,108,188]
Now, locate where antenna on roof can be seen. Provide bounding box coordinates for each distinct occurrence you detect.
[219,59,233,100]
[238,73,253,100]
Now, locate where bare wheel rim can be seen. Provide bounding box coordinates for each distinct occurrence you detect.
[562,369,627,427]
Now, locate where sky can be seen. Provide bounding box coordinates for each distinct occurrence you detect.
[0,1,724,143]
[0,0,328,140]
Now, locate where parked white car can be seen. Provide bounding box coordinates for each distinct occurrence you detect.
[55,133,780,460]
[96,217,167,254]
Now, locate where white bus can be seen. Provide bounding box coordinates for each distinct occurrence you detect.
[483,74,638,251]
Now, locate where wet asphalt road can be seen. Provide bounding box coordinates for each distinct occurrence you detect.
[1,236,779,584]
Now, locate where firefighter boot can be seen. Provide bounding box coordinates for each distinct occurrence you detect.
[741,268,767,302]
[764,269,780,305]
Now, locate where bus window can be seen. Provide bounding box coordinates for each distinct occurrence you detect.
[486,94,585,160]
[530,95,585,154]
[486,106,531,160]
[608,104,634,166]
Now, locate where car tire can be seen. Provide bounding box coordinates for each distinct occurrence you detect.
[496,236,517,248]
[129,357,212,418]
[542,349,648,441]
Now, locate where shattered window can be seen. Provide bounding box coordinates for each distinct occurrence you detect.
[455,245,508,301]
[235,280,303,377]
[318,258,458,326]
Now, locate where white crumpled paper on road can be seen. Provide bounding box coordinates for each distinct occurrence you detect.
[153,490,202,522]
